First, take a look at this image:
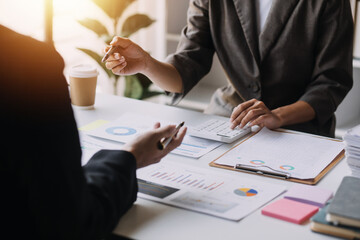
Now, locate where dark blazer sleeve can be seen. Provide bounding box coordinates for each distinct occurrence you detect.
[81,150,138,239]
[166,0,215,98]
[0,26,137,240]
[299,0,353,127]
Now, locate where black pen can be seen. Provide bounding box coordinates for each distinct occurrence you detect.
[157,122,185,150]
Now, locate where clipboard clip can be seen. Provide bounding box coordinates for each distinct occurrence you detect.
[234,164,291,180]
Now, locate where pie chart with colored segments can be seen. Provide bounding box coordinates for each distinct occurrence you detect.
[234,188,258,197]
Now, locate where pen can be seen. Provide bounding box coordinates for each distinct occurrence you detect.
[101,46,118,62]
[157,121,185,150]
[235,164,291,179]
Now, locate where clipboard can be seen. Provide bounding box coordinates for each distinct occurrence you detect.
[209,129,345,185]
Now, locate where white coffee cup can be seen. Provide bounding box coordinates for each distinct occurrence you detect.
[69,64,99,110]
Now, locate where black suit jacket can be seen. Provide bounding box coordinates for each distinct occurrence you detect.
[167,0,353,137]
[0,26,138,240]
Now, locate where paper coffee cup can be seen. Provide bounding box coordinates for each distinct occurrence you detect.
[69,64,98,110]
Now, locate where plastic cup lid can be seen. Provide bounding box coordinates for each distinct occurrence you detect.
[69,64,99,78]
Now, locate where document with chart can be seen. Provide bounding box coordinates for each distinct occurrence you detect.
[136,162,286,221]
[86,112,222,158]
[212,128,344,181]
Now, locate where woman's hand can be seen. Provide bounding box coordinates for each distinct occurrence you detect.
[104,36,150,76]
[230,99,283,130]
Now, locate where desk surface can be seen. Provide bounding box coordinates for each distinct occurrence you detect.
[73,93,350,240]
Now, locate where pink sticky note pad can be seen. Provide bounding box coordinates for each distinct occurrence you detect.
[261,198,319,224]
[283,185,333,208]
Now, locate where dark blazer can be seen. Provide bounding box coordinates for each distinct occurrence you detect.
[0,25,137,240]
[167,0,353,137]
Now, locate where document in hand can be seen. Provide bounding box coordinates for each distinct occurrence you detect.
[211,128,344,184]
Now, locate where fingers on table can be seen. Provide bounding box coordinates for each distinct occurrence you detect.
[230,99,268,129]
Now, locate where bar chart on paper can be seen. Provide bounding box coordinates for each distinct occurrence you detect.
[145,168,225,191]
[137,162,286,221]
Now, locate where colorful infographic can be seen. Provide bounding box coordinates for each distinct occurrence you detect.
[105,126,137,136]
[86,113,222,158]
[234,188,258,197]
[137,162,286,221]
[280,165,295,171]
[250,160,265,165]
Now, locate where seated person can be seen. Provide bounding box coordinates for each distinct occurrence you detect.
[0,25,186,240]
[104,0,353,137]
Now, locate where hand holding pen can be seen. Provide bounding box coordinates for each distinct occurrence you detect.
[122,122,187,169]
[102,46,118,63]
[102,36,150,76]
[158,122,185,150]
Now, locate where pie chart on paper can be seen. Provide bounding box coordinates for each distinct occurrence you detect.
[106,126,137,136]
[234,188,258,197]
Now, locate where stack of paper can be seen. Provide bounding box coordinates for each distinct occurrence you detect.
[343,125,360,178]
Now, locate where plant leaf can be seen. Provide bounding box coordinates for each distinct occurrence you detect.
[136,73,152,89]
[138,72,164,99]
[91,0,136,21]
[141,90,164,100]
[121,14,155,37]
[77,18,109,37]
[124,75,143,99]
[77,48,114,78]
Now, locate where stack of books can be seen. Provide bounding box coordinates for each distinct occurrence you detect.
[343,125,360,178]
[310,177,360,239]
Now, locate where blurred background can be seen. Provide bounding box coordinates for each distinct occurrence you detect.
[0,0,227,108]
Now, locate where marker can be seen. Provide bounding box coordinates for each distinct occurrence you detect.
[101,46,118,62]
[157,121,185,150]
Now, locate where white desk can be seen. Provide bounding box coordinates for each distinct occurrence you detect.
[73,93,350,240]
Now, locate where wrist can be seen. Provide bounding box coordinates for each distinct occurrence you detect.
[271,107,286,127]
[141,52,154,76]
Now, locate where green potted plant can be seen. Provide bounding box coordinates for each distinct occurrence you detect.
[77,0,162,99]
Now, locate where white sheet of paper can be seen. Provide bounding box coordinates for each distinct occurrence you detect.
[137,161,286,221]
[214,128,344,179]
[86,113,222,158]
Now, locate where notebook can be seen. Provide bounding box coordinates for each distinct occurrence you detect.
[311,203,360,239]
[326,176,360,227]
